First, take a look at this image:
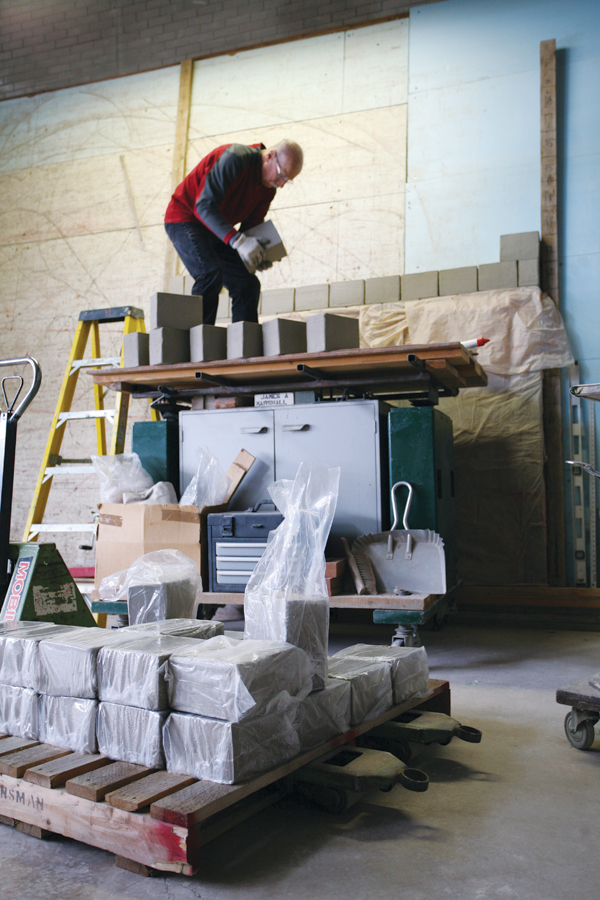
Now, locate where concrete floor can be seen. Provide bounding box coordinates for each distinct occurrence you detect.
[1,623,598,900]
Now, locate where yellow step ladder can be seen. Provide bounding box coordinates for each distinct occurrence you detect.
[24,306,148,542]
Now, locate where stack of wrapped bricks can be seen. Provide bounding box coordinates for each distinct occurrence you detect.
[0,618,429,785]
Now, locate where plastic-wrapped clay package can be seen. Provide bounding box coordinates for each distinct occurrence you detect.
[38,694,97,754]
[296,678,352,750]
[125,550,201,625]
[164,699,300,784]
[244,463,340,689]
[327,656,393,726]
[0,620,52,633]
[0,683,38,739]
[97,701,168,768]
[167,635,313,722]
[91,452,153,504]
[334,645,429,704]
[98,635,201,710]
[122,618,224,640]
[0,624,78,690]
[35,627,135,699]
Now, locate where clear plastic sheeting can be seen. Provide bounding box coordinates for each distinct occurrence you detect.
[164,697,300,784]
[244,463,340,688]
[97,701,168,768]
[167,635,313,722]
[123,618,224,640]
[123,482,178,505]
[0,624,76,690]
[0,684,38,739]
[334,644,429,704]
[35,627,134,699]
[0,621,52,633]
[98,635,201,711]
[122,550,201,624]
[91,452,154,504]
[179,445,231,509]
[327,656,393,726]
[296,678,352,750]
[38,695,97,754]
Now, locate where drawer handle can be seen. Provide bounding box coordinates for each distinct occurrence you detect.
[240,426,268,434]
[282,424,310,432]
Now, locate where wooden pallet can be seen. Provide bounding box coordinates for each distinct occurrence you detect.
[0,680,448,876]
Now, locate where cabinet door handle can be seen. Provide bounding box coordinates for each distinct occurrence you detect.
[240,426,268,434]
[282,423,310,432]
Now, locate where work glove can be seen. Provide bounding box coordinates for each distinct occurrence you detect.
[256,259,273,271]
[231,232,265,270]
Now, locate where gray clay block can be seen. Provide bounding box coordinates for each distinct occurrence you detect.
[227,321,263,359]
[262,318,307,357]
[150,292,203,330]
[149,327,190,365]
[500,232,540,261]
[127,580,197,626]
[261,288,295,316]
[189,324,227,363]
[329,280,365,308]
[306,313,359,353]
[295,284,329,311]
[438,266,478,296]
[123,332,150,368]
[478,261,518,291]
[365,276,400,305]
[518,258,540,286]
[401,271,439,301]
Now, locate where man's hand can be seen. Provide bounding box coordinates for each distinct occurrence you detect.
[256,259,273,271]
[231,232,265,269]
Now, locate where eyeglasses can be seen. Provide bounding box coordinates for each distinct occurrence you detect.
[275,156,294,186]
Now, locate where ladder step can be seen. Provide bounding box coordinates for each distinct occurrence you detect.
[43,465,95,484]
[28,524,97,535]
[70,357,121,375]
[57,410,115,426]
[79,306,144,323]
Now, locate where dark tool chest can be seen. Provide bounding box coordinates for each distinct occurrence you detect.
[207,505,284,593]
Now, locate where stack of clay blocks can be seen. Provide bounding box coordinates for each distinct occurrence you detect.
[227,321,263,359]
[148,292,204,366]
[499,232,541,287]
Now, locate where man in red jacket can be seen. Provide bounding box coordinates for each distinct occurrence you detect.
[164,140,303,324]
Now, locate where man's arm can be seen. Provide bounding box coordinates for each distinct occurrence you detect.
[195,144,256,243]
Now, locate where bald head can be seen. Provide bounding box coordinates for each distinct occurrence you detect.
[261,140,304,189]
[274,140,304,175]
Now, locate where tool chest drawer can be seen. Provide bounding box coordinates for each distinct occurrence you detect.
[207,509,284,593]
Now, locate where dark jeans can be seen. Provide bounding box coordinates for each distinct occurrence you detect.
[164,221,261,324]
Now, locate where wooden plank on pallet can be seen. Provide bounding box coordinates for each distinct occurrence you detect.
[0,745,71,779]
[66,761,154,802]
[192,784,287,851]
[106,772,196,812]
[0,737,39,757]
[0,774,194,875]
[115,855,158,877]
[0,812,52,839]
[25,753,110,790]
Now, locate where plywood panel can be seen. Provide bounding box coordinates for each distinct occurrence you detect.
[342,20,409,112]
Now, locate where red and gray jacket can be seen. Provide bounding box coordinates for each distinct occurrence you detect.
[164,142,276,244]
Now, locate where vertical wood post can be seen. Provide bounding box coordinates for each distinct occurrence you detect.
[164,59,194,291]
[540,39,566,586]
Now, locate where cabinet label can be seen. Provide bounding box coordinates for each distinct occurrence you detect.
[254,392,294,408]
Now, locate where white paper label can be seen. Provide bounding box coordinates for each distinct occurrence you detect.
[254,392,294,408]
[33,582,78,616]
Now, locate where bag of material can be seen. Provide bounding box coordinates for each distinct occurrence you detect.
[125,550,202,624]
[179,445,231,509]
[123,481,178,505]
[0,623,76,690]
[98,635,201,710]
[0,684,38,739]
[244,463,340,689]
[38,694,97,754]
[91,452,153,504]
[122,618,224,639]
[327,656,393,725]
[164,696,299,784]
[97,701,168,768]
[296,678,352,750]
[35,627,134,699]
[334,644,429,704]
[167,635,313,722]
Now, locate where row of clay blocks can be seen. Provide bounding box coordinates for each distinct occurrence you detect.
[123,292,360,366]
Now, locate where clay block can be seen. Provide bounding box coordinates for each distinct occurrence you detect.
[401,271,439,301]
[439,266,478,296]
[518,258,540,286]
[189,324,227,363]
[261,288,295,316]
[295,284,329,311]
[37,695,97,754]
[150,292,203,330]
[478,261,518,291]
[262,318,307,357]
[333,644,429,705]
[296,678,352,750]
[500,232,540,261]
[149,327,190,365]
[0,684,38,739]
[97,702,168,769]
[227,321,263,359]
[365,276,400,305]
[123,332,150,368]
[306,313,359,353]
[329,280,365,308]
[327,657,393,726]
[127,580,197,626]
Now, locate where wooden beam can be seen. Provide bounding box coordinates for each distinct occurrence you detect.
[540,39,566,587]
[164,58,194,290]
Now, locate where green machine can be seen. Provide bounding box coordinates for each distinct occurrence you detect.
[388,406,457,592]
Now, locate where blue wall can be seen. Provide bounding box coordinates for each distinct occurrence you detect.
[407,0,600,584]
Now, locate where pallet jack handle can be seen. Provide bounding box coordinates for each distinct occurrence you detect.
[0,356,42,423]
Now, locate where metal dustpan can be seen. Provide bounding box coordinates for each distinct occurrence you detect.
[352,481,446,595]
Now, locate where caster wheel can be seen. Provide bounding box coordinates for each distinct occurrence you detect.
[197,604,218,620]
[564,711,596,750]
